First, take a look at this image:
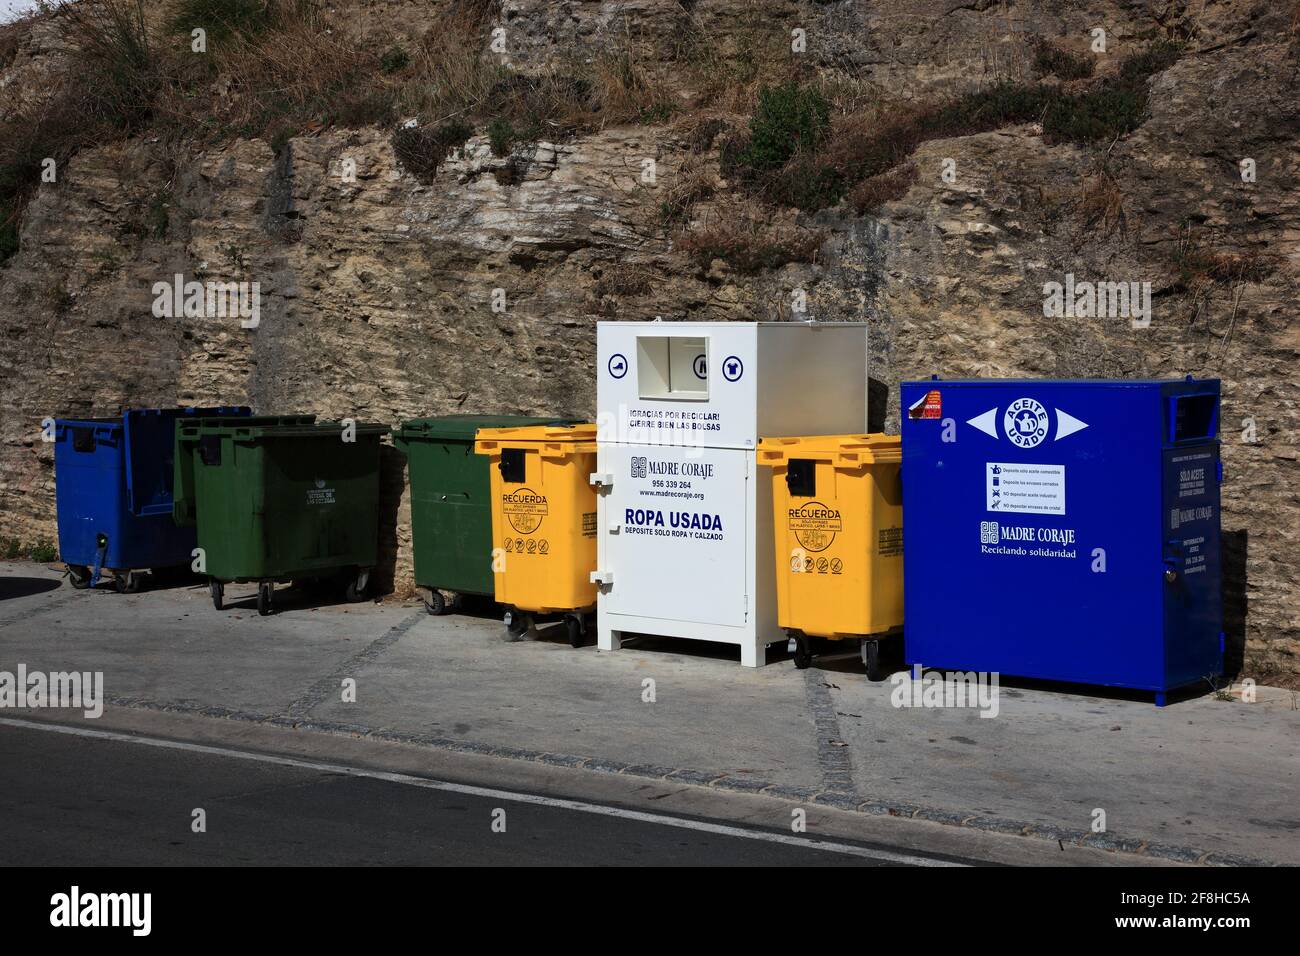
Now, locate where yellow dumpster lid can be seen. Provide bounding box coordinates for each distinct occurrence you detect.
[757,433,901,466]
[474,422,598,453]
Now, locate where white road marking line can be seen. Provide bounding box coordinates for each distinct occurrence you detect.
[0,716,966,867]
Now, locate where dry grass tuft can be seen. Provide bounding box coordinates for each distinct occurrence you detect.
[674,202,824,275]
[847,163,917,215]
[591,46,675,125]
[1077,167,1126,236]
[1174,223,1276,290]
[669,15,802,115]
[657,152,716,224]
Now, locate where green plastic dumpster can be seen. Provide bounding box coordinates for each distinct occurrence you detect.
[175,415,390,615]
[394,414,580,614]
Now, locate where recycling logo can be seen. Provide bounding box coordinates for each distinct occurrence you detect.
[502,488,548,534]
[788,501,842,552]
[1004,398,1050,449]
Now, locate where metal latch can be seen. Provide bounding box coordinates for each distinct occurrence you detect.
[589,472,614,488]
[590,570,614,586]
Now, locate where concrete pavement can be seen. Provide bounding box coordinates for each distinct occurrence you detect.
[1,561,1295,865]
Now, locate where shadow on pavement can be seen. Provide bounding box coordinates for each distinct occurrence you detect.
[0,575,62,601]
[213,579,375,616]
[614,633,758,663]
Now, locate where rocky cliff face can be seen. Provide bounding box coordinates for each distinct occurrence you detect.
[1,0,1295,681]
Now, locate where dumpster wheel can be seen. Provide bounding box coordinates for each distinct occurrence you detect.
[257,581,273,616]
[113,570,142,595]
[790,631,813,669]
[504,610,530,641]
[210,580,224,611]
[861,639,883,681]
[564,614,585,649]
[66,564,92,590]
[343,569,369,604]
[423,589,447,616]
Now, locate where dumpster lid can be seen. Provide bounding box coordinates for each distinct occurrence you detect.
[180,416,389,439]
[902,377,1220,389]
[474,423,598,451]
[757,433,901,465]
[394,415,582,443]
[180,414,316,431]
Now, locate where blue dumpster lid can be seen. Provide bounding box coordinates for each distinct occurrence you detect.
[902,377,1220,389]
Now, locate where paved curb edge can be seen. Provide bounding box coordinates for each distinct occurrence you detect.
[103,695,1278,868]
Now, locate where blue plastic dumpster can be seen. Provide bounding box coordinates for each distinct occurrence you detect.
[54,407,251,592]
[900,378,1222,705]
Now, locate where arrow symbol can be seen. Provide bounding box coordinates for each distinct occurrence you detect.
[967,407,998,438]
[1055,408,1089,441]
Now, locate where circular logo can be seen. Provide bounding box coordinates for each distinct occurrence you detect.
[789,500,842,552]
[721,356,744,382]
[1005,398,1049,449]
[693,354,707,379]
[608,353,628,379]
[503,487,547,534]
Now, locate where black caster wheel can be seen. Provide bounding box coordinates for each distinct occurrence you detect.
[790,632,813,670]
[257,581,273,616]
[210,579,224,611]
[504,610,528,641]
[343,570,368,603]
[66,564,91,589]
[423,590,447,615]
[861,639,883,681]
[114,570,142,594]
[565,615,584,649]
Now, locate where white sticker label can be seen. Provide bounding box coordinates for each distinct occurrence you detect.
[986,463,1065,515]
[307,487,335,505]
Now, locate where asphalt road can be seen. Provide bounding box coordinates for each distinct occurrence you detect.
[0,722,974,866]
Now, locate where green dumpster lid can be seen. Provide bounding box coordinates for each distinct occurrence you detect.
[394,414,582,443]
[181,414,317,431]
[179,416,390,439]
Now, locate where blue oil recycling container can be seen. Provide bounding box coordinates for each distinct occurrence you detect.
[55,407,251,592]
[900,378,1222,705]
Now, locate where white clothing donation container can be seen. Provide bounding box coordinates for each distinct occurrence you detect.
[590,321,868,666]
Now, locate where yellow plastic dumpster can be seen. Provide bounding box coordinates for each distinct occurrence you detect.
[757,434,903,678]
[475,423,599,646]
